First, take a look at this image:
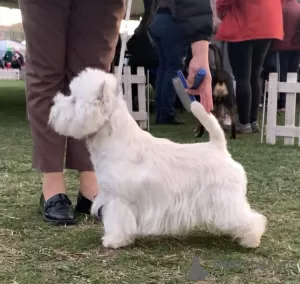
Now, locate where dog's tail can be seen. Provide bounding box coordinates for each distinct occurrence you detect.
[191,101,226,150]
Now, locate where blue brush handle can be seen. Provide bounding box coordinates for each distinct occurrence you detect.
[176,68,206,102]
[191,68,206,89]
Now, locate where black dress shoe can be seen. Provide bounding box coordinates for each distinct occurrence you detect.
[75,192,103,220]
[75,192,92,215]
[40,193,76,225]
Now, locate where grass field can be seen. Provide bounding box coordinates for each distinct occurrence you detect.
[0,80,299,284]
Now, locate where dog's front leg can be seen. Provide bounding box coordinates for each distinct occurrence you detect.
[101,198,137,249]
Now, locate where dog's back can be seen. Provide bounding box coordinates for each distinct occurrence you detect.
[190,101,227,151]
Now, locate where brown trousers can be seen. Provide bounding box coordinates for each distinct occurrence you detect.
[19,0,125,172]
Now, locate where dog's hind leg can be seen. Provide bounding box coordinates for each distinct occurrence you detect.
[213,205,267,248]
[101,198,137,249]
[209,208,267,248]
[201,186,267,248]
[236,210,267,248]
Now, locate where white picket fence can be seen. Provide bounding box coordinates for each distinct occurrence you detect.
[114,66,148,129]
[0,69,20,80]
[1,65,149,130]
[266,72,300,146]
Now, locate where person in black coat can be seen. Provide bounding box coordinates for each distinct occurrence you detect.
[11,55,22,70]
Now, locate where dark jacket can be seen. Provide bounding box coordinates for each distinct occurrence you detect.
[3,50,13,63]
[272,0,300,51]
[126,0,159,69]
[11,58,22,70]
[174,0,213,43]
[146,0,213,43]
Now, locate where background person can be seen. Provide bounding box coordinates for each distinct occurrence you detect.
[11,55,22,70]
[216,0,284,133]
[269,0,300,112]
[19,0,125,225]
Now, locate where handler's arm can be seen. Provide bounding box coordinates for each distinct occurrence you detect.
[174,0,214,112]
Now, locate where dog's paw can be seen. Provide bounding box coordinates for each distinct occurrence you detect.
[102,235,133,249]
[238,213,267,249]
[239,235,261,248]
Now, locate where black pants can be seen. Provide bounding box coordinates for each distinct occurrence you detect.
[228,39,271,124]
[278,51,300,109]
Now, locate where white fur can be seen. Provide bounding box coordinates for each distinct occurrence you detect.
[49,68,267,249]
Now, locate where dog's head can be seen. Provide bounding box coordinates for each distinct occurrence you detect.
[49,68,118,140]
[213,80,229,98]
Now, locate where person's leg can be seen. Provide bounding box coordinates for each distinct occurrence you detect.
[227,41,252,130]
[159,15,186,123]
[278,50,300,110]
[19,0,77,224]
[149,16,166,122]
[278,51,290,110]
[19,0,70,200]
[66,0,125,203]
[250,39,271,124]
[150,12,186,124]
[288,51,300,73]
[261,51,277,105]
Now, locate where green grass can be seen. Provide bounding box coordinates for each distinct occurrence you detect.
[0,80,300,284]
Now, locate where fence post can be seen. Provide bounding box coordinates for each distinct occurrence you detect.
[137,67,147,129]
[284,73,297,145]
[123,66,133,113]
[266,73,278,144]
[113,65,148,129]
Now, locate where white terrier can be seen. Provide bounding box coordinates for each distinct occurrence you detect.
[49,68,267,249]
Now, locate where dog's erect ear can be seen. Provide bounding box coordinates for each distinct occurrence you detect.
[98,73,118,101]
[94,73,118,123]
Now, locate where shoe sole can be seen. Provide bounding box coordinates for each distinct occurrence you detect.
[42,215,77,225]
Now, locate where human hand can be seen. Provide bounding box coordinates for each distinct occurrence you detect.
[187,42,213,113]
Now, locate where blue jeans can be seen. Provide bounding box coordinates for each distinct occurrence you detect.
[149,12,186,122]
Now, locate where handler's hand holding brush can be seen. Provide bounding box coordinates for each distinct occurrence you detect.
[187,41,213,113]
